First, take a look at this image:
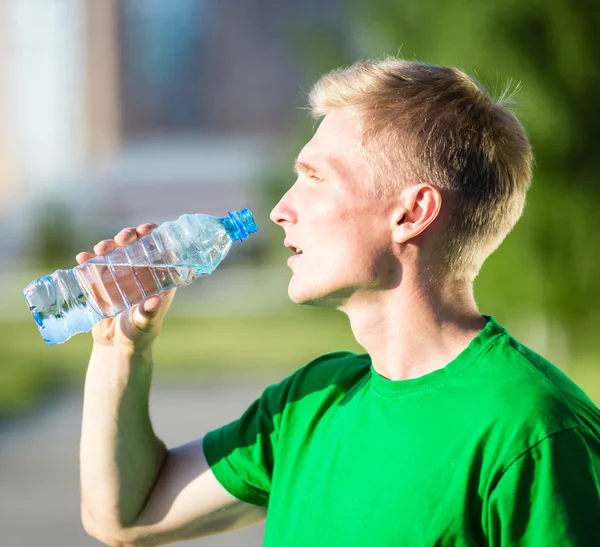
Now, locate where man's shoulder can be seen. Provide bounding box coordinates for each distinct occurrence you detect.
[474,327,600,446]
[266,350,370,408]
[289,350,371,393]
[484,330,594,414]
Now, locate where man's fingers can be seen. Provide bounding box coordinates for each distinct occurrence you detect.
[142,295,163,314]
[129,296,163,332]
[93,239,118,255]
[76,251,96,265]
[114,227,138,246]
[76,222,157,268]
[136,223,158,238]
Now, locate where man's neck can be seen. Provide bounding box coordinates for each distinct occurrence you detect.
[340,278,486,381]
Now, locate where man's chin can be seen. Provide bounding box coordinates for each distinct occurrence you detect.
[288,286,323,307]
[287,285,346,309]
[288,291,318,306]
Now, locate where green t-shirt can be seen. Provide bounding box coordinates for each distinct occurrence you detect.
[203,316,600,545]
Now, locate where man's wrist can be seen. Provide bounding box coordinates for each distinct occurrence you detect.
[89,341,154,382]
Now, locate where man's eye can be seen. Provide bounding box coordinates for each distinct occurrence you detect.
[309,173,323,182]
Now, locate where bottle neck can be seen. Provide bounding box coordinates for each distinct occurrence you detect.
[220,212,245,241]
[219,208,257,241]
[220,216,240,241]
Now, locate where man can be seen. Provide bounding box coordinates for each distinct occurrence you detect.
[79,59,600,546]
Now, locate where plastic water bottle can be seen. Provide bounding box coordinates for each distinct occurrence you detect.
[23,208,258,345]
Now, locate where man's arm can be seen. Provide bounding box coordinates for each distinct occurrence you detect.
[486,426,600,546]
[78,225,265,546]
[80,344,266,547]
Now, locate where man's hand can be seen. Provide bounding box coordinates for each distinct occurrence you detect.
[75,223,176,351]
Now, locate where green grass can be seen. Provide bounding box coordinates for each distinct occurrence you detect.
[0,311,364,416]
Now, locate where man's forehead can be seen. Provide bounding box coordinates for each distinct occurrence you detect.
[295,147,345,173]
[297,109,363,170]
[313,108,363,145]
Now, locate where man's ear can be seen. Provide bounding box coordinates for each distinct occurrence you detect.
[392,184,442,244]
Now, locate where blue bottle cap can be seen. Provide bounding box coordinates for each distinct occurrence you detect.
[226,208,258,241]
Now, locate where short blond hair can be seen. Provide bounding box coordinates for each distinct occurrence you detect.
[309,58,533,281]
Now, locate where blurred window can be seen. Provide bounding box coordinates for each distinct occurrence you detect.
[119,0,211,137]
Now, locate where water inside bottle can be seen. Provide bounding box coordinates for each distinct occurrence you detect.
[24,263,209,345]
[77,263,208,317]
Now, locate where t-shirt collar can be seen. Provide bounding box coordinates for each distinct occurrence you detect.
[369,315,506,398]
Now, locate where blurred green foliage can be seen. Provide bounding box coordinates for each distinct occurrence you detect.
[29,200,80,271]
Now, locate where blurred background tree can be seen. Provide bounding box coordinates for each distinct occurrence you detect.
[28,200,79,271]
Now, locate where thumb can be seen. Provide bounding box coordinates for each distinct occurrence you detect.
[142,295,163,315]
[132,295,163,329]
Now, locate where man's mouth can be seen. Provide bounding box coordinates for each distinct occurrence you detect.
[286,242,303,266]
[287,248,303,264]
[284,240,303,255]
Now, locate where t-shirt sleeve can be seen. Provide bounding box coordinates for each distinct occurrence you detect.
[486,426,600,546]
[202,379,290,507]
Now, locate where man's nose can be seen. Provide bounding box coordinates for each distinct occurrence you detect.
[269,193,296,226]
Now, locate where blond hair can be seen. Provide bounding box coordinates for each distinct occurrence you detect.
[309,58,533,281]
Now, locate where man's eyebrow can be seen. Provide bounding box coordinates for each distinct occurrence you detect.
[293,159,331,176]
[293,159,315,175]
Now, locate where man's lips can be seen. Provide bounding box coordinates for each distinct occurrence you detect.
[284,240,303,255]
[287,253,302,266]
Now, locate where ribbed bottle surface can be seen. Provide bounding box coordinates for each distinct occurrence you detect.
[23,209,257,345]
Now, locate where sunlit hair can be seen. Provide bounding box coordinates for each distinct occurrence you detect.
[309,58,533,282]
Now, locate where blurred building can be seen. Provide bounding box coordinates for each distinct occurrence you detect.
[0,0,347,267]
